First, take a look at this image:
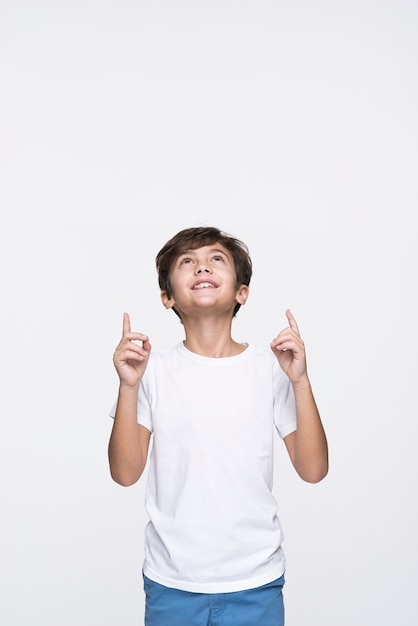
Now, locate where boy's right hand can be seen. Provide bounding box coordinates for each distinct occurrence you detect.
[113,313,151,389]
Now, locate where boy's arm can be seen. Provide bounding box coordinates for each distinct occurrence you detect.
[271,310,328,484]
[283,380,328,483]
[108,313,152,486]
[108,388,151,486]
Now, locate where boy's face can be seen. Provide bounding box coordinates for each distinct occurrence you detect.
[161,243,249,319]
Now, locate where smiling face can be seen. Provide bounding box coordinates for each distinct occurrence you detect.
[161,244,249,320]
[156,226,252,321]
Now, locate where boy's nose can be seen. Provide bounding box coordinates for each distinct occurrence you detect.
[196,263,211,274]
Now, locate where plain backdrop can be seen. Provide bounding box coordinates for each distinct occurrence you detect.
[1,1,417,625]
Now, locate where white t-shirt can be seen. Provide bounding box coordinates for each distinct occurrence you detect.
[111,342,297,593]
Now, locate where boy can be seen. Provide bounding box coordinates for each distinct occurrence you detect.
[109,226,328,626]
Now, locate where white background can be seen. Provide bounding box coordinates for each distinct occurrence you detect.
[1,1,417,624]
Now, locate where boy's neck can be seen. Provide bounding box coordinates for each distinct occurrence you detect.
[182,317,246,358]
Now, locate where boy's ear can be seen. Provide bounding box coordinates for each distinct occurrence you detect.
[236,285,249,305]
[161,291,176,309]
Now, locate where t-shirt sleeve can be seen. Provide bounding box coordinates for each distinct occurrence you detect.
[273,363,297,439]
[109,399,117,418]
[136,381,153,432]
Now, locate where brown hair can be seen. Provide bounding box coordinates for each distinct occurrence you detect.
[156,226,252,319]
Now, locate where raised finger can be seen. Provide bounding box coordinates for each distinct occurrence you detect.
[286,309,300,334]
[123,312,131,336]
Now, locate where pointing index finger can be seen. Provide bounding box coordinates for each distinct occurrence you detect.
[123,312,131,335]
[286,308,300,333]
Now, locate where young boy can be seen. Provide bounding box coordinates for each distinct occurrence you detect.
[108,226,328,626]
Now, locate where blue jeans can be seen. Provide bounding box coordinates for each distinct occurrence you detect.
[143,574,285,626]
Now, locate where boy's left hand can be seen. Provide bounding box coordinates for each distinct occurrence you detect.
[270,309,308,385]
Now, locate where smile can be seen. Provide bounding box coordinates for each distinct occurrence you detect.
[192,281,217,290]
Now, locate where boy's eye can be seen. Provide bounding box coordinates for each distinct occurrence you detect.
[212,255,225,262]
[180,257,193,265]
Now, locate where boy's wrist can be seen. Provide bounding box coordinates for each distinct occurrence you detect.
[119,382,141,394]
[291,375,311,392]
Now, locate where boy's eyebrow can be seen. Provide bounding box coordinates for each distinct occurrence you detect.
[209,248,229,256]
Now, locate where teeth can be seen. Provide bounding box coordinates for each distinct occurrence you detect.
[194,282,214,289]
